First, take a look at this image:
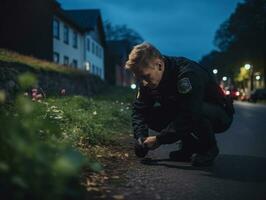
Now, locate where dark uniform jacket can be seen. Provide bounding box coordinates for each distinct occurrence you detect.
[132,56,231,144]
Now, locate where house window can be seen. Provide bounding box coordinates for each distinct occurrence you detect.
[99,68,102,77]
[100,48,103,58]
[72,59,78,68]
[73,31,78,48]
[92,64,95,73]
[85,61,90,71]
[95,45,98,57]
[97,68,99,76]
[53,18,60,39]
[99,48,102,58]
[53,52,60,63]
[63,56,69,65]
[87,38,90,51]
[63,25,69,44]
[97,46,99,57]
[92,42,95,54]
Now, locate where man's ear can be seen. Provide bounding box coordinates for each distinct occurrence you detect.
[157,62,162,71]
[154,58,163,71]
[159,63,162,71]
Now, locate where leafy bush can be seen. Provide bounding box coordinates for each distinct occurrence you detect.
[0,73,135,199]
[0,73,90,199]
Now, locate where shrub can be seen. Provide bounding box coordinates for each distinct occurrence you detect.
[0,73,91,200]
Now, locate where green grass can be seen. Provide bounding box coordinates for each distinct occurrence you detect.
[0,48,87,75]
[0,49,136,150]
[43,87,135,147]
[0,50,136,199]
[0,86,135,199]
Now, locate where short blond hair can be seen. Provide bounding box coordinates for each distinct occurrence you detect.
[125,42,162,73]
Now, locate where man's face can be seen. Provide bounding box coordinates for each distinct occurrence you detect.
[135,58,164,89]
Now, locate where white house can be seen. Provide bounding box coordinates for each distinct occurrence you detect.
[53,16,84,69]
[52,7,105,80]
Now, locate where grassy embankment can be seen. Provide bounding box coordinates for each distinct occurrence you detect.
[0,49,134,148]
[0,49,135,199]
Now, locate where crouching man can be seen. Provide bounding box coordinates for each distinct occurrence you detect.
[125,42,234,166]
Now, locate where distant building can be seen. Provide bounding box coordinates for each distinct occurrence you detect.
[54,8,105,79]
[106,40,134,86]
[0,0,106,80]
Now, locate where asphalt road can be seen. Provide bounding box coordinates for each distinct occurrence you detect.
[114,101,266,200]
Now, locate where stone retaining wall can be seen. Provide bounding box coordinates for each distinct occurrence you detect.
[0,60,106,101]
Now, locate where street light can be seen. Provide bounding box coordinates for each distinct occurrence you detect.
[244,64,251,70]
[222,76,227,81]
[213,69,218,75]
[131,83,137,90]
[244,63,254,91]
[256,75,261,80]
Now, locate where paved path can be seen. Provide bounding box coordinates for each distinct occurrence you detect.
[114,101,266,200]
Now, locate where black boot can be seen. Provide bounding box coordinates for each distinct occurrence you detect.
[169,148,193,162]
[169,134,199,162]
[191,119,219,166]
[191,144,219,166]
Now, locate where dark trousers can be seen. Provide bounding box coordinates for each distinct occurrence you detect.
[146,102,233,151]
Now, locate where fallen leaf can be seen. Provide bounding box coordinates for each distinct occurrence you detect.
[112,194,125,200]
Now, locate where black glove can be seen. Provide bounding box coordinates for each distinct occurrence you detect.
[134,137,149,158]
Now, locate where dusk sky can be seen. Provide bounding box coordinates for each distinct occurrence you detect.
[58,0,243,61]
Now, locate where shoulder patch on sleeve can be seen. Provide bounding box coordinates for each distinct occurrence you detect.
[177,77,192,94]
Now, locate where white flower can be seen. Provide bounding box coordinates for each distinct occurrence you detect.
[54,116,63,119]
[93,111,97,115]
[120,108,124,112]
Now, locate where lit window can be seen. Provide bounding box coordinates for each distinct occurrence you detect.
[53,52,60,63]
[85,61,90,71]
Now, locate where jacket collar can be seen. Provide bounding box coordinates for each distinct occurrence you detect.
[157,56,173,89]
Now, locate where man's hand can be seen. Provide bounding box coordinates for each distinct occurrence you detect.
[134,137,149,158]
[144,136,160,150]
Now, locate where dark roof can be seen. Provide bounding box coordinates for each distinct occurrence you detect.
[64,9,101,31]
[53,2,85,32]
[55,10,84,32]
[53,3,105,46]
